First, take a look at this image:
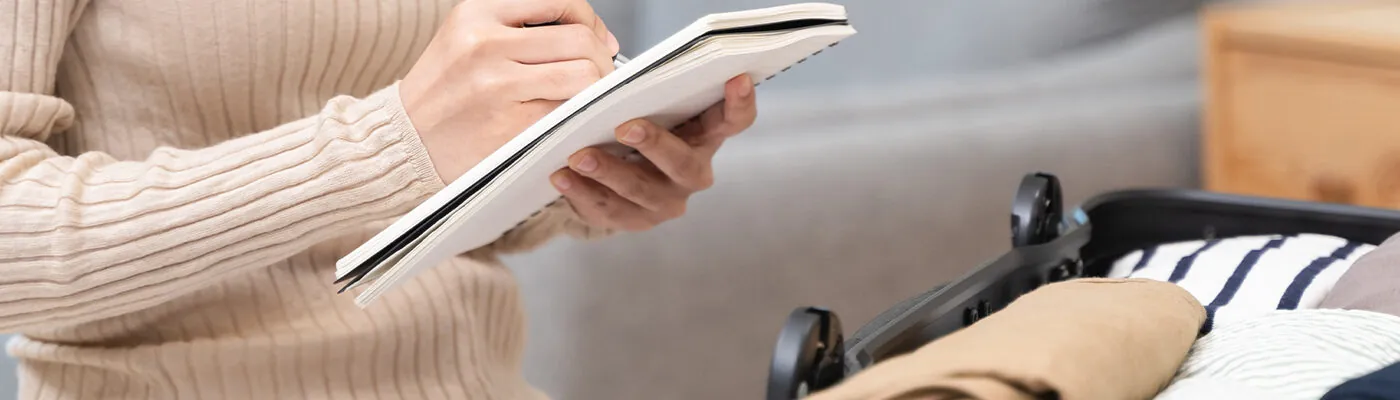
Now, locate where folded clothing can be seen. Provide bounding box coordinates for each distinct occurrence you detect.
[1321,232,1400,317]
[1107,233,1375,333]
[1156,309,1400,400]
[807,278,1205,400]
[1323,360,1400,400]
[1154,376,1286,399]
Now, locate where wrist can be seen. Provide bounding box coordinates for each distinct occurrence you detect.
[396,81,482,185]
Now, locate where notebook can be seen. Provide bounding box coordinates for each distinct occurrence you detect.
[335,3,857,306]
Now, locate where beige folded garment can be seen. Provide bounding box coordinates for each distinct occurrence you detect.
[806,278,1206,400]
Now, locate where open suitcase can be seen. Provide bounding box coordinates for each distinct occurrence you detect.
[765,172,1400,399]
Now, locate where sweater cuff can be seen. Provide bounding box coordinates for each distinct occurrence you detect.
[366,82,446,189]
[0,92,75,140]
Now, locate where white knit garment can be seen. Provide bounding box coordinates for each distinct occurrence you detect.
[1154,376,1286,399]
[1154,309,1400,400]
[1108,234,1375,331]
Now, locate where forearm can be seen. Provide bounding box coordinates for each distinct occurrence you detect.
[0,84,444,332]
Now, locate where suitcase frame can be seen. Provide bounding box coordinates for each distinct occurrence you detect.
[765,172,1400,399]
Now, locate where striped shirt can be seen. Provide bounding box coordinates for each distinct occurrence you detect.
[1107,234,1375,333]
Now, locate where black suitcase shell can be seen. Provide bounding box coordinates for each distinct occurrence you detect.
[766,172,1400,399]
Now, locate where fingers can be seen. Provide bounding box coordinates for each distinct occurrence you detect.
[605,30,621,55]
[720,74,759,134]
[503,23,615,75]
[551,169,660,231]
[565,147,685,215]
[543,74,759,232]
[678,74,759,152]
[595,14,621,55]
[509,59,603,101]
[615,120,713,191]
[494,0,612,50]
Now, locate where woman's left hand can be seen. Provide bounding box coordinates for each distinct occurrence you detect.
[550,74,757,231]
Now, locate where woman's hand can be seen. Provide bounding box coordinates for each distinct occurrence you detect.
[400,0,619,184]
[551,75,758,231]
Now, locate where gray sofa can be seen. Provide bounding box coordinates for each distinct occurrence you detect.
[0,1,1211,399]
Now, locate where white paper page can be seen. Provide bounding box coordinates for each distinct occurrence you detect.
[354,24,857,305]
[335,3,851,278]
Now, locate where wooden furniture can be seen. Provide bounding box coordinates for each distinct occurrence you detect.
[1203,1,1400,207]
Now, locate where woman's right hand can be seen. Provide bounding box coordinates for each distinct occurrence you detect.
[400,0,621,184]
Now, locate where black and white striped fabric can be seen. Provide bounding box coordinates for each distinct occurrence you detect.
[1107,234,1376,334]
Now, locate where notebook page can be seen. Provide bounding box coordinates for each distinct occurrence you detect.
[353,24,856,305]
[339,81,662,292]
[333,20,716,277]
[702,3,847,31]
[334,4,850,278]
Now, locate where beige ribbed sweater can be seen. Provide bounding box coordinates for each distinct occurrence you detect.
[0,0,610,398]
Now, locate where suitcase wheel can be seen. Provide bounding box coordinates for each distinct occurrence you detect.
[767,307,845,400]
[1011,172,1065,248]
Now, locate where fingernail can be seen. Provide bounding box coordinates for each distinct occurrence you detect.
[738,77,754,98]
[552,173,573,190]
[575,154,598,173]
[620,124,647,144]
[606,31,621,53]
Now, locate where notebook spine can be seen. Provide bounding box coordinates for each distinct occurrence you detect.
[755,40,842,88]
[505,197,558,232]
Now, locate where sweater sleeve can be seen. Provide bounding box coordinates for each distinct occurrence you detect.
[0,0,444,332]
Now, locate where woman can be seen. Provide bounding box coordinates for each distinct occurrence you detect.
[0,0,757,398]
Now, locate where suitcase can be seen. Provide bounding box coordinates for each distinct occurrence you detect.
[765,172,1400,400]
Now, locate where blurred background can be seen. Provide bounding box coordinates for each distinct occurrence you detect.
[11,0,1400,398]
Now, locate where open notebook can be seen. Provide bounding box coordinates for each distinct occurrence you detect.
[335,3,857,306]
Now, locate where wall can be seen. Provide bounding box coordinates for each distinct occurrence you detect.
[625,0,1203,89]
